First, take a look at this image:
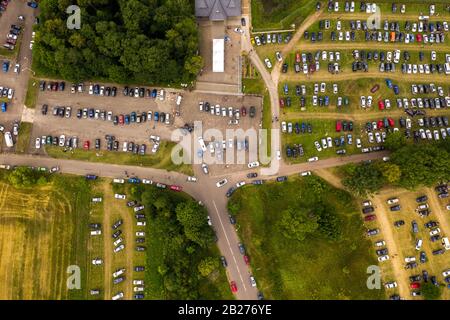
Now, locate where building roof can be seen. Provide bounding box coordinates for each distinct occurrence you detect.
[195,0,241,21]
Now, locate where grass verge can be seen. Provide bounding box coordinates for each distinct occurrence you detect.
[45,142,193,176]
[24,77,39,109]
[15,122,33,154]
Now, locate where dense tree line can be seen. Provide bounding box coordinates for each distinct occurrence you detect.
[130,185,216,299]
[7,167,48,188]
[342,139,450,196]
[34,0,202,85]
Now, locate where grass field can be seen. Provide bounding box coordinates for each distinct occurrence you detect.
[15,122,33,154]
[45,142,193,176]
[230,175,386,299]
[24,77,39,109]
[0,170,97,299]
[251,0,317,31]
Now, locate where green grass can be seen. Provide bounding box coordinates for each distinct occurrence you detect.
[45,142,193,176]
[251,0,317,31]
[24,77,39,109]
[262,92,272,158]
[230,175,386,300]
[15,122,33,154]
[0,170,98,299]
[243,78,266,95]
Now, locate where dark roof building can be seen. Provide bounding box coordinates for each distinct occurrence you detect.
[195,0,242,21]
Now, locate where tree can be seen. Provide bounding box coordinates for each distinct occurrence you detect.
[342,163,385,197]
[376,162,401,184]
[176,201,213,248]
[383,131,406,151]
[391,144,450,189]
[277,207,319,241]
[8,167,39,188]
[197,257,219,277]
[421,282,441,300]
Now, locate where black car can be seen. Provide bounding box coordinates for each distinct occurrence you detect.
[394,220,405,227]
[249,106,256,118]
[432,249,445,255]
[247,172,257,178]
[123,86,129,96]
[238,243,245,255]
[276,176,287,182]
[416,195,427,203]
[112,230,122,239]
[390,205,401,212]
[127,200,137,207]
[41,104,48,115]
[229,215,236,225]
[362,206,374,214]
[241,17,246,26]
[111,86,117,97]
[89,223,101,229]
[419,251,427,263]
[113,277,124,285]
[112,219,123,229]
[422,270,429,282]
[425,221,439,229]
[257,292,264,300]
[409,275,421,282]
[220,256,228,268]
[95,139,100,150]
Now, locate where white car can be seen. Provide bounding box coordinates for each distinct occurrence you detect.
[385,282,398,289]
[314,141,322,152]
[35,138,41,149]
[248,161,260,168]
[378,255,389,262]
[137,221,146,227]
[300,171,311,177]
[276,150,281,160]
[236,181,246,188]
[133,280,144,286]
[443,269,450,277]
[187,176,197,182]
[387,198,399,205]
[375,240,385,247]
[233,27,244,34]
[404,256,416,263]
[207,215,212,226]
[113,238,123,247]
[275,51,282,62]
[142,179,153,184]
[114,244,125,253]
[136,231,145,237]
[133,286,144,292]
[14,63,20,74]
[92,258,103,265]
[264,58,272,69]
[114,194,126,200]
[308,156,319,162]
[430,228,440,236]
[216,179,228,188]
[250,276,257,287]
[201,163,209,174]
[112,292,124,300]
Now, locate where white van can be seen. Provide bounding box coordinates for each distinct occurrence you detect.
[4,132,13,147]
[165,113,170,125]
[113,178,125,184]
[415,239,423,251]
[159,89,165,101]
[198,137,207,152]
[90,230,102,236]
[111,292,124,300]
[442,237,450,250]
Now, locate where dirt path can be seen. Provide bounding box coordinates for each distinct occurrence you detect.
[371,193,410,299]
[425,188,450,237]
[101,182,134,300]
[280,70,449,83]
[101,183,113,299]
[314,168,344,189]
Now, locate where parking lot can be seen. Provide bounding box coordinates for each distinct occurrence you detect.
[31,82,262,173]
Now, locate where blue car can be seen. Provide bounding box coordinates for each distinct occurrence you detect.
[27,1,38,8]
[1,102,6,112]
[154,112,159,121]
[151,89,157,98]
[128,177,141,184]
[124,114,130,124]
[134,294,144,300]
[324,95,329,106]
[85,175,97,180]
[2,61,9,72]
[393,85,399,95]
[283,83,288,95]
[130,112,136,122]
[385,78,392,88]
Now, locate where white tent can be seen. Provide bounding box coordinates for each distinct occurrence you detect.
[212,39,224,73]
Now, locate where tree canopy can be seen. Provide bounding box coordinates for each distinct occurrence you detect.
[34,0,203,85]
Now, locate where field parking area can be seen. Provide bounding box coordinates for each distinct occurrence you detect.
[368,187,450,300]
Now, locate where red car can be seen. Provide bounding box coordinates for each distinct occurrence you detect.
[364,214,377,221]
[378,100,385,110]
[118,114,124,125]
[410,282,420,289]
[377,120,384,129]
[336,120,342,132]
[243,255,250,265]
[170,185,182,192]
[83,140,90,150]
[416,34,422,42]
[230,281,238,293]
[279,98,285,108]
[388,118,395,127]
[295,52,301,63]
[241,106,247,117]
[370,85,380,93]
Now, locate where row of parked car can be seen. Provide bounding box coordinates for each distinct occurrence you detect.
[43,104,173,126]
[252,32,291,46]
[3,21,22,51]
[0,85,14,100]
[360,95,450,109]
[198,102,256,123]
